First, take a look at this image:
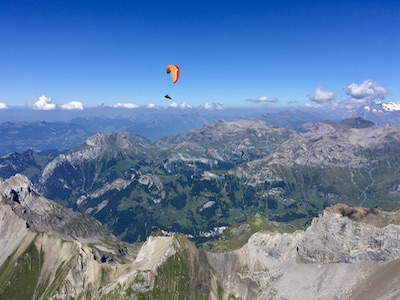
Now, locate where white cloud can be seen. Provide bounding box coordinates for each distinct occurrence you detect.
[202,103,223,110]
[246,96,279,103]
[147,103,156,108]
[113,102,139,109]
[61,100,84,110]
[345,80,388,103]
[33,95,56,110]
[0,102,8,109]
[179,103,193,109]
[169,102,193,109]
[308,87,335,103]
[204,103,212,110]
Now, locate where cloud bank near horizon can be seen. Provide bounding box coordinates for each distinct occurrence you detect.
[3,80,396,112]
[113,102,139,109]
[169,102,193,109]
[32,96,84,110]
[246,96,279,103]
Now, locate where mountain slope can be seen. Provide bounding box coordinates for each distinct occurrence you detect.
[4,118,400,244]
[0,174,140,299]
[0,175,221,299]
[156,119,292,174]
[0,149,61,184]
[233,119,400,211]
[3,177,400,300]
[39,131,153,206]
[35,120,293,242]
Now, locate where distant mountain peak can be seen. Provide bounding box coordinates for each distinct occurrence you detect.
[381,101,400,112]
[339,117,375,129]
[363,101,400,113]
[85,132,107,147]
[85,131,151,149]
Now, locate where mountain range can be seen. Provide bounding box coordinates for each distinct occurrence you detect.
[0,107,335,156]
[2,111,400,299]
[2,174,400,299]
[2,117,400,245]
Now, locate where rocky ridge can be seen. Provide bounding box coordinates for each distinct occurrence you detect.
[40,131,151,183]
[209,204,400,299]
[248,120,400,169]
[0,174,108,242]
[2,174,400,299]
[232,119,400,197]
[156,119,292,172]
[0,174,138,299]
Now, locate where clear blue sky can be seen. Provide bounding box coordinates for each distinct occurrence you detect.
[1,0,399,108]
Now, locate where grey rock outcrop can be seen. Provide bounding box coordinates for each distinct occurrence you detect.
[238,120,400,174]
[208,204,400,299]
[0,174,108,241]
[299,205,400,263]
[0,174,139,299]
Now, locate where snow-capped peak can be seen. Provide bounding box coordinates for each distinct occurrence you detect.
[381,102,400,112]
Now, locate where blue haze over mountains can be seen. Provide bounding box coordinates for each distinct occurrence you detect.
[2,102,400,155]
[0,105,351,155]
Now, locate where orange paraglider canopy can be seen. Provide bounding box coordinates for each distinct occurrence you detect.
[166,65,180,83]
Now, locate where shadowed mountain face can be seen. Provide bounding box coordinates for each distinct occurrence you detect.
[2,118,400,244]
[0,149,61,184]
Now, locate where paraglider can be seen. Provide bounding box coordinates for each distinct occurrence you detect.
[164,65,180,99]
[166,65,180,83]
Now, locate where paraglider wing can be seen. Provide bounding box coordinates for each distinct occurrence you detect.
[164,94,172,99]
[166,65,180,83]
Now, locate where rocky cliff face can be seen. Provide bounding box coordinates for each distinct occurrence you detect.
[208,204,400,299]
[0,174,108,241]
[299,204,400,263]
[0,174,141,299]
